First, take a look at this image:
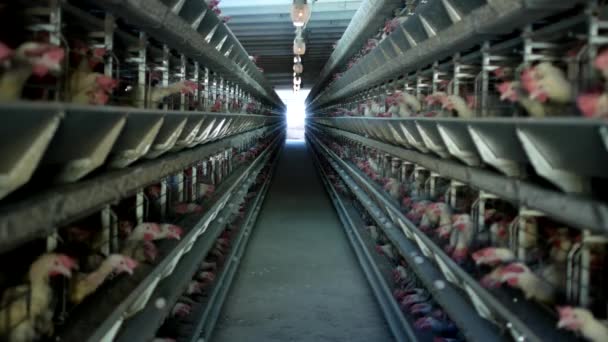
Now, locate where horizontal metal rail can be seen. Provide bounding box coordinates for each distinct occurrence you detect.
[0,114,283,253]
[309,122,608,235]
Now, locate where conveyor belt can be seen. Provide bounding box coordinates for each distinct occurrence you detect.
[212,140,393,342]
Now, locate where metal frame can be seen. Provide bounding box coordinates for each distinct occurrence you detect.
[309,0,586,108]
[308,133,503,342]
[309,121,608,235]
[94,0,283,107]
[0,104,284,253]
[114,140,281,342]
[184,145,281,342]
[309,130,578,342]
[56,131,283,342]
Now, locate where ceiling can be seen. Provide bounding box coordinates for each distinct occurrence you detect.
[221,0,362,90]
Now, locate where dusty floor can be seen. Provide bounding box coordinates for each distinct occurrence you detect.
[212,140,392,342]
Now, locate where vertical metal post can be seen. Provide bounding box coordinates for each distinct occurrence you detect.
[190,166,198,201]
[136,190,145,224]
[481,42,490,117]
[48,0,62,46]
[161,44,170,110]
[104,13,115,78]
[133,32,147,108]
[101,206,112,255]
[160,179,167,220]
[176,172,184,203]
[192,62,200,108]
[179,54,187,111]
[204,67,210,110]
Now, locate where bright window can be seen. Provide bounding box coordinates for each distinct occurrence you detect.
[277,89,309,141]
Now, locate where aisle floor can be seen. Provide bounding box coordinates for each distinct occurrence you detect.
[212,140,393,342]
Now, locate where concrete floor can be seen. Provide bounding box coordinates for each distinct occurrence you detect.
[212,140,393,342]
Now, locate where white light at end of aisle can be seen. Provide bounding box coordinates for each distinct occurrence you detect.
[291,0,311,27]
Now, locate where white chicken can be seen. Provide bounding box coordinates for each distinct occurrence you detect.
[70,254,138,304]
[557,306,608,342]
[0,42,65,101]
[0,254,77,342]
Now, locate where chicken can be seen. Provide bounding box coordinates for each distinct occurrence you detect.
[366,225,386,244]
[186,280,205,295]
[498,262,556,303]
[394,91,421,117]
[443,94,475,118]
[419,202,451,232]
[518,216,538,249]
[375,244,397,261]
[198,183,216,198]
[157,224,183,240]
[197,271,216,283]
[0,42,65,101]
[489,219,510,247]
[414,316,458,335]
[0,254,77,342]
[448,214,474,262]
[149,81,198,106]
[577,92,608,119]
[593,49,608,81]
[548,228,573,264]
[523,63,573,104]
[496,81,548,117]
[383,178,403,200]
[171,302,191,318]
[471,247,515,266]
[200,261,217,271]
[66,44,117,105]
[557,307,608,342]
[120,223,162,262]
[70,254,137,304]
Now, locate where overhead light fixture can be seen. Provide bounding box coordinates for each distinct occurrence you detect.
[293,37,306,55]
[293,63,303,74]
[291,0,311,27]
[293,55,301,63]
[294,76,301,85]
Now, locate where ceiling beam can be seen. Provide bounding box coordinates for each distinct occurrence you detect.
[220,1,361,16]
[226,11,356,24]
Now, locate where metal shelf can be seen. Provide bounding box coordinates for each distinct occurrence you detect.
[310,144,417,342]
[309,0,585,109]
[309,120,608,235]
[56,132,283,342]
[0,105,283,253]
[91,0,282,107]
[309,131,575,342]
[184,147,280,342]
[114,142,280,342]
[308,133,502,342]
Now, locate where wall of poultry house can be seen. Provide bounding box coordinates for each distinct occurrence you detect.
[0,1,608,342]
